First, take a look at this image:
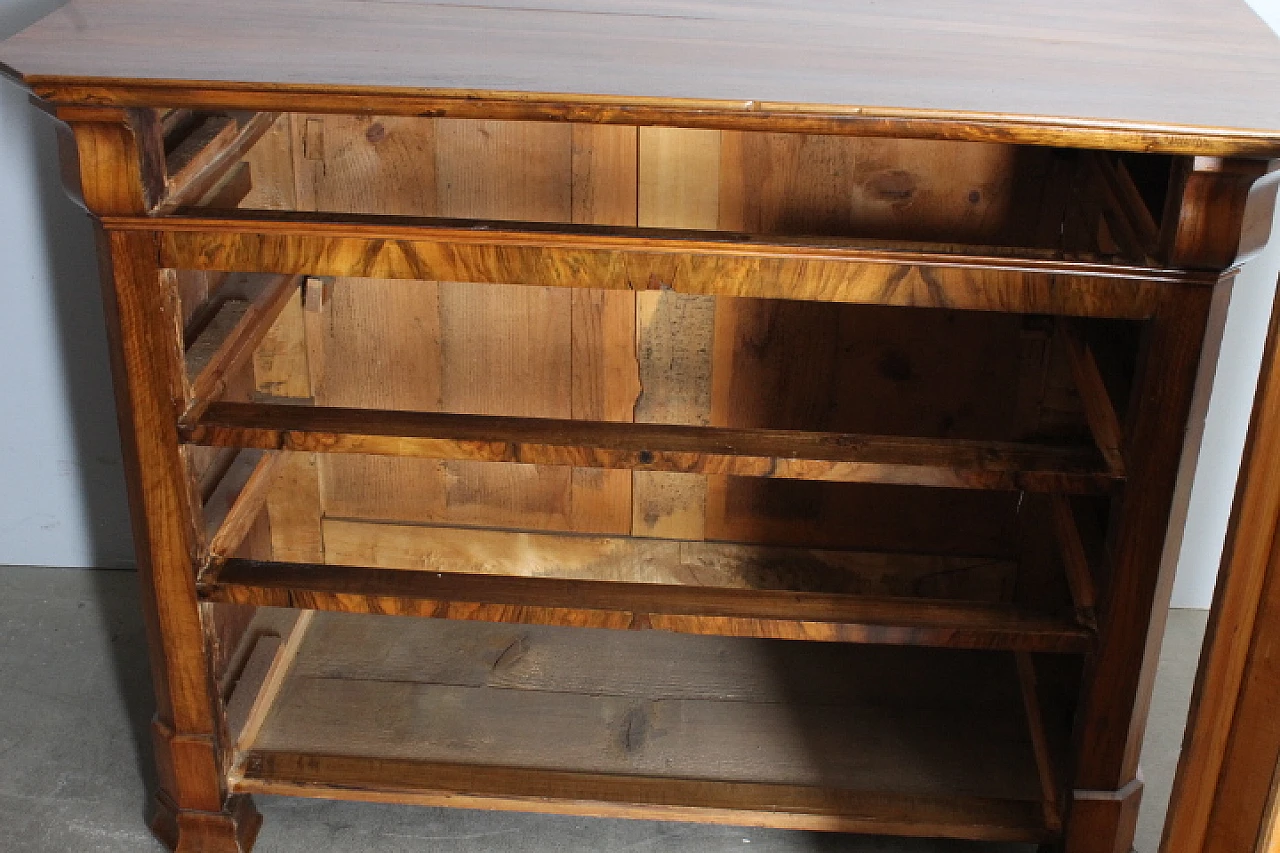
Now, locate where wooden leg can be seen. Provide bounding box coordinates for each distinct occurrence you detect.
[95,220,251,851]
[60,107,251,851]
[1064,782,1142,853]
[1065,284,1227,853]
[152,792,262,853]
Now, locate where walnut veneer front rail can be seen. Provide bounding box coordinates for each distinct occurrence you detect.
[200,557,1095,652]
[110,212,1209,319]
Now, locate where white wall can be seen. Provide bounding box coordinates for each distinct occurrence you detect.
[0,0,133,568]
[1163,0,1280,608]
[1,0,1279,602]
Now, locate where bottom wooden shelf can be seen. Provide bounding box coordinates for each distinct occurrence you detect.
[226,611,1062,843]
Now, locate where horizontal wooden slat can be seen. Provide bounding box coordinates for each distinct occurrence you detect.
[182,402,1117,494]
[234,752,1051,840]
[102,211,1216,318]
[199,558,1094,652]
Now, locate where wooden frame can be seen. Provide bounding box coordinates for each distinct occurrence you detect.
[7,5,1280,851]
[61,102,1265,853]
[49,104,1280,853]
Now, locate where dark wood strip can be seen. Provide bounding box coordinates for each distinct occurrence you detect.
[199,558,1095,653]
[1059,319,1126,477]
[1050,495,1100,630]
[1016,652,1065,833]
[233,751,1052,841]
[1088,155,1160,259]
[164,115,238,194]
[182,401,1117,495]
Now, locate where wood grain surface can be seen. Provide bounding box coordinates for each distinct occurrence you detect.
[1164,283,1280,853]
[237,613,1053,812]
[236,751,1052,840]
[199,557,1094,652]
[5,0,1280,154]
[227,613,1058,839]
[314,518,1019,601]
[180,401,1118,493]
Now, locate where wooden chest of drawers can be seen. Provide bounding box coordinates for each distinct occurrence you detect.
[6,2,1280,850]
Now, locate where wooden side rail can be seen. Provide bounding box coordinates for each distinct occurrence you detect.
[205,451,280,561]
[179,402,1120,495]
[157,112,280,213]
[1049,495,1100,631]
[1016,652,1065,833]
[199,558,1095,653]
[1086,154,1160,264]
[1058,319,1127,478]
[101,211,1221,318]
[183,275,302,420]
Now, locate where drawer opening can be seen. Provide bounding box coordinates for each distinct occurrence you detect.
[193,444,1100,654]
[214,608,1070,843]
[156,111,1171,267]
[172,275,1139,487]
[174,272,1130,652]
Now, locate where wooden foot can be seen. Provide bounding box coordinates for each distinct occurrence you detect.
[1063,778,1142,853]
[151,791,262,853]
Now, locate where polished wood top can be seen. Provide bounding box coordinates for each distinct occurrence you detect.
[4,0,1280,154]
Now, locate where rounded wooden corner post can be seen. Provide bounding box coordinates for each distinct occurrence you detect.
[57,105,262,852]
[1063,155,1280,853]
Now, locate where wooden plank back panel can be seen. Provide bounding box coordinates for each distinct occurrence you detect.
[305,117,640,536]
[707,134,1072,553]
[568,125,641,535]
[290,113,444,535]
[433,119,575,531]
[718,133,1021,244]
[239,118,1093,573]
[631,127,721,540]
[318,518,1018,600]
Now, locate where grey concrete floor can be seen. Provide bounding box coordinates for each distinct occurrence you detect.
[0,565,1209,852]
